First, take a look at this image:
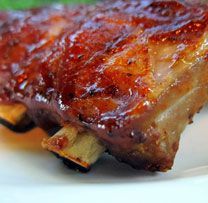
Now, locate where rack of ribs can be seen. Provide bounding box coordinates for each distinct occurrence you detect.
[0,0,208,172]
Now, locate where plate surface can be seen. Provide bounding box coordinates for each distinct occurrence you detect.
[0,107,208,203]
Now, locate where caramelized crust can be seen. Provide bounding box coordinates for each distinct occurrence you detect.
[0,0,208,171]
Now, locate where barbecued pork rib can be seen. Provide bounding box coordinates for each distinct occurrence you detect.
[0,0,208,171]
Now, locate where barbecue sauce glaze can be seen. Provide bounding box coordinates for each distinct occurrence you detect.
[0,0,207,151]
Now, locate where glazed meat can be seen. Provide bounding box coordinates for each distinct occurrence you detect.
[0,0,208,171]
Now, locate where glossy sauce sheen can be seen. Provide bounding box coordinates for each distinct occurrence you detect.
[0,0,208,149]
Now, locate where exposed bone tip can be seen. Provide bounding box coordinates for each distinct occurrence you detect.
[42,125,106,171]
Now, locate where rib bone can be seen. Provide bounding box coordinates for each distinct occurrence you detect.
[42,125,106,171]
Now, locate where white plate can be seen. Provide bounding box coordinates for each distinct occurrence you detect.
[0,107,208,203]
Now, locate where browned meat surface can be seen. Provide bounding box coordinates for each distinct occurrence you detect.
[0,0,208,171]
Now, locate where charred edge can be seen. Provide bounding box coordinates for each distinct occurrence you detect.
[0,116,35,133]
[52,152,90,173]
[47,126,62,137]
